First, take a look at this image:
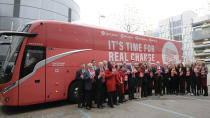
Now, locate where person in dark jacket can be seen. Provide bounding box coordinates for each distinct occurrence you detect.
[200,61,208,96]
[192,62,201,96]
[185,63,193,95]
[154,61,165,96]
[163,64,170,95]
[84,63,95,110]
[170,63,178,94]
[126,60,137,100]
[95,62,105,108]
[75,63,86,108]
[178,63,186,95]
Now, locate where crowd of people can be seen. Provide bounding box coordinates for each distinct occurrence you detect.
[75,60,209,110]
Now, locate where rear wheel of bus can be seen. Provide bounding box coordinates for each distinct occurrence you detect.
[68,81,83,103]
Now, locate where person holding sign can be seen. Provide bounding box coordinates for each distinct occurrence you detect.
[118,65,126,103]
[185,63,193,95]
[137,63,144,98]
[178,63,186,95]
[192,63,201,96]
[95,62,106,109]
[84,63,95,110]
[200,62,208,96]
[105,61,116,108]
[127,60,137,100]
[154,61,164,96]
[75,63,86,108]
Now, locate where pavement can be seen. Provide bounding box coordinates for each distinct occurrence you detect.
[0,88,210,118]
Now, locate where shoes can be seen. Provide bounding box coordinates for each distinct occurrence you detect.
[78,104,83,108]
[110,105,114,108]
[86,106,91,110]
[97,105,104,109]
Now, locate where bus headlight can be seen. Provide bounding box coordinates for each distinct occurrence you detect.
[5,97,9,102]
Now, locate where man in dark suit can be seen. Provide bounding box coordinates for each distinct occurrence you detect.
[95,62,105,108]
[185,63,193,95]
[75,63,86,108]
[126,60,136,100]
[84,63,95,110]
[154,61,165,96]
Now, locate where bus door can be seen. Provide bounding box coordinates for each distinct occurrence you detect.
[18,46,46,105]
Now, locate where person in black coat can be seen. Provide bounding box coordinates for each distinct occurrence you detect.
[185,63,193,95]
[200,62,208,96]
[126,60,137,100]
[84,63,95,110]
[154,61,165,96]
[95,62,106,108]
[75,63,86,108]
[178,63,186,95]
[163,64,170,95]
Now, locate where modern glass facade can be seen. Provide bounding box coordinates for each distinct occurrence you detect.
[192,15,210,63]
[158,11,197,63]
[0,0,80,67]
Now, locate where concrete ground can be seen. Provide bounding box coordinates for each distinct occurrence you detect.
[0,88,210,118]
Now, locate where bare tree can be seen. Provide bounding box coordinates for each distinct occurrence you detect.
[114,5,145,34]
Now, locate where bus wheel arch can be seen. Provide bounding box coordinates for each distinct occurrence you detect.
[67,80,82,103]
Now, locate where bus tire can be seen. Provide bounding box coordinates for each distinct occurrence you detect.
[68,81,81,103]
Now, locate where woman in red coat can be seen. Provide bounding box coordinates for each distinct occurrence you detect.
[118,65,126,103]
[105,61,116,108]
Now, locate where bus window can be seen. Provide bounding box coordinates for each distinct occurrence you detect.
[20,46,46,79]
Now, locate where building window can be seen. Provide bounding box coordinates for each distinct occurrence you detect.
[13,0,21,17]
[68,8,72,22]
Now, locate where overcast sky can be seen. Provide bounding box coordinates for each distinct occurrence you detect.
[75,0,209,30]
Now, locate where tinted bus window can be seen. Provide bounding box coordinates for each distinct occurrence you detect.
[20,46,46,79]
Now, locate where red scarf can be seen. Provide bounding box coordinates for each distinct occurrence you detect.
[201,67,205,75]
[186,68,190,76]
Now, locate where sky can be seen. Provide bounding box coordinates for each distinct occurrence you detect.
[75,0,209,31]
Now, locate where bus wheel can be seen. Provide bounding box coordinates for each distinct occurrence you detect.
[68,81,82,103]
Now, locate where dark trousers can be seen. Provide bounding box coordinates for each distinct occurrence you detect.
[96,86,103,107]
[128,78,135,99]
[77,80,84,107]
[180,76,186,94]
[163,75,169,94]
[108,91,115,106]
[119,93,124,103]
[113,85,119,104]
[174,77,180,94]
[192,78,196,94]
[147,75,153,96]
[142,78,148,97]
[195,77,201,95]
[168,78,173,94]
[155,76,162,95]
[101,83,107,103]
[186,76,192,93]
[123,81,128,100]
[85,90,92,108]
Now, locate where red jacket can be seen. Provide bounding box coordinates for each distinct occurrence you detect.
[118,71,125,94]
[105,69,116,92]
[115,70,121,86]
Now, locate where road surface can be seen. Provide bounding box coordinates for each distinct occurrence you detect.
[0,87,210,118]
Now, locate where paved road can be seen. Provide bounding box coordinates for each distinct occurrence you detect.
[1,90,210,118]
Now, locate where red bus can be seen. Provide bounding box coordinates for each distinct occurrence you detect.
[0,21,182,106]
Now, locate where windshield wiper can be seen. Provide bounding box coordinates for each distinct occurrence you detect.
[0,41,11,45]
[0,31,37,37]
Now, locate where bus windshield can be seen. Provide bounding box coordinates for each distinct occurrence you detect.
[0,36,24,84]
[0,24,31,84]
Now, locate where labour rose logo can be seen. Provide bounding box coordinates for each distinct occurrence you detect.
[162,42,179,64]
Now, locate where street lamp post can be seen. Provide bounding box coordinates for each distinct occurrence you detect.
[99,15,106,25]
